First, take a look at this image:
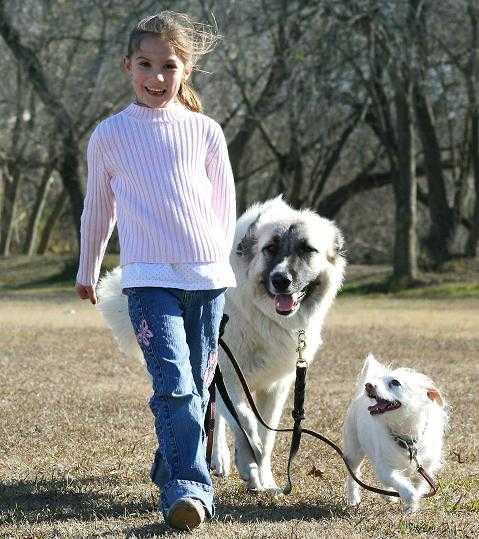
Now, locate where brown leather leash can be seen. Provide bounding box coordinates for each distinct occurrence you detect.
[213,319,437,499]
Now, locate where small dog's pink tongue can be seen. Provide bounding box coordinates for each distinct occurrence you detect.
[275,294,295,312]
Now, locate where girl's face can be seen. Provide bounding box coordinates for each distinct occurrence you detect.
[123,35,191,109]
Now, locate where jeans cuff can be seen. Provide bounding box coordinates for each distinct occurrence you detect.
[160,479,215,519]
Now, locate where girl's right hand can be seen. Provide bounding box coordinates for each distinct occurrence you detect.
[75,283,97,305]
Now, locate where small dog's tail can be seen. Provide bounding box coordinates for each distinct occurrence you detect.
[96,267,143,362]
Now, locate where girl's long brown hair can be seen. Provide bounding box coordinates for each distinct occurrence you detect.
[126,12,220,112]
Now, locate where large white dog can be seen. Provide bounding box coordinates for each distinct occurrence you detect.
[96,197,346,492]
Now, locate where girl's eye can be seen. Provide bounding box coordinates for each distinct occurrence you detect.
[166,64,177,69]
[139,61,150,67]
[389,379,401,388]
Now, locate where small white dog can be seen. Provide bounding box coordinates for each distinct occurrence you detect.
[343,354,447,512]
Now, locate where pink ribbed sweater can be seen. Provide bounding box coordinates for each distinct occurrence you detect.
[76,103,236,286]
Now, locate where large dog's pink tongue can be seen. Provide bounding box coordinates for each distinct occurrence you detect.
[275,294,295,312]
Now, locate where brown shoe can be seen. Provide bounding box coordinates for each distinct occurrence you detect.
[167,498,206,531]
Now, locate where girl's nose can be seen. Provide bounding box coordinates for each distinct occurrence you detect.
[156,73,165,82]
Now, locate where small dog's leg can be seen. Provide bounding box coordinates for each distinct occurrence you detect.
[343,411,365,507]
[210,408,230,477]
[374,465,420,512]
[344,458,364,507]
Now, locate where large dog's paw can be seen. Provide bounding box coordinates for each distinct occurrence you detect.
[245,469,263,491]
[211,441,231,477]
[211,446,231,477]
[243,466,281,493]
[258,468,280,492]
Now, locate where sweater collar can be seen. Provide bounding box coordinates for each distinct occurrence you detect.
[124,102,190,122]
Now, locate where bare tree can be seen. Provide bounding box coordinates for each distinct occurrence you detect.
[0,0,161,250]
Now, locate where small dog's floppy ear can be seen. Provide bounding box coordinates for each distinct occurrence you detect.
[427,387,444,407]
[327,227,344,263]
[236,218,259,261]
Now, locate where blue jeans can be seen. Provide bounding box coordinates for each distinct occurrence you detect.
[123,287,225,519]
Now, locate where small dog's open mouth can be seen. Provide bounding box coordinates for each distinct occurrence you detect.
[367,398,401,415]
[365,384,401,415]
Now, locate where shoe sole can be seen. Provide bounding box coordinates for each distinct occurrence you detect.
[168,501,204,530]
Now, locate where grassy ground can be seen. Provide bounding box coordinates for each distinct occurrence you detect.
[0,257,478,538]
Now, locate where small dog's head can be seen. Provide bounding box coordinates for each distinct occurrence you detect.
[360,354,445,429]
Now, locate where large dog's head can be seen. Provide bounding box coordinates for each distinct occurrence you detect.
[231,197,346,328]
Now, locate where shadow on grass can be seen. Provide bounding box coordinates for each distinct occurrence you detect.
[2,255,119,291]
[123,501,346,537]
[217,500,345,522]
[0,475,346,535]
[0,476,156,524]
[4,259,78,290]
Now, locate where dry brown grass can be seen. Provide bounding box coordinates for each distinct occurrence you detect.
[0,292,478,538]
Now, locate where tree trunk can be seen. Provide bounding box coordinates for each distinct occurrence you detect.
[392,85,418,283]
[23,167,54,255]
[0,166,21,256]
[0,6,83,249]
[465,108,479,256]
[465,2,479,256]
[413,84,454,264]
[37,190,68,255]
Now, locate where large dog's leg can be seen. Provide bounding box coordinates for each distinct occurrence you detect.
[210,402,230,477]
[253,377,292,491]
[232,399,264,490]
[213,389,264,490]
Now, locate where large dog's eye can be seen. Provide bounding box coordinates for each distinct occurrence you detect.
[262,243,278,256]
[298,240,317,254]
[389,379,401,388]
[262,244,277,256]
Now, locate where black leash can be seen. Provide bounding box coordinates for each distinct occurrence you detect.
[211,315,438,498]
[205,315,262,468]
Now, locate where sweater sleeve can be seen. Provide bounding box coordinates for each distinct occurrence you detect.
[206,123,236,251]
[76,126,117,287]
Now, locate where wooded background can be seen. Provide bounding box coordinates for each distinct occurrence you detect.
[1,0,478,285]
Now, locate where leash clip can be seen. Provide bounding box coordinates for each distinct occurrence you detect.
[296,329,306,364]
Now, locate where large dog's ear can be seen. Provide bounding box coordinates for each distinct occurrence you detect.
[327,227,345,263]
[236,219,259,261]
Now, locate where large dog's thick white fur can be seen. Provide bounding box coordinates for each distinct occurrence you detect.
[96,197,346,491]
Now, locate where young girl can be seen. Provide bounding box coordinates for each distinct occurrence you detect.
[75,12,236,530]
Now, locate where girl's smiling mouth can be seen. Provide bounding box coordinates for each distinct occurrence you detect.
[145,86,166,96]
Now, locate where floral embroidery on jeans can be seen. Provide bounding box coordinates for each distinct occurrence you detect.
[137,319,153,347]
[204,350,218,386]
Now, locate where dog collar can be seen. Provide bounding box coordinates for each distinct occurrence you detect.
[389,431,418,462]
